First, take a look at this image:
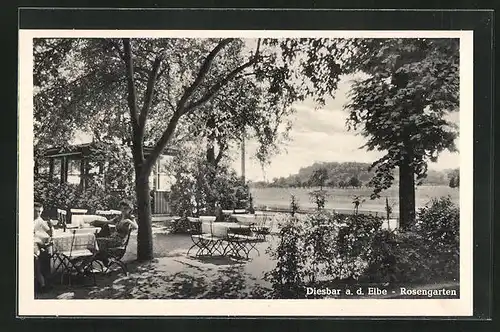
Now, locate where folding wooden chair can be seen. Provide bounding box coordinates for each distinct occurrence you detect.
[250,213,272,241]
[104,228,133,274]
[187,220,224,257]
[56,209,67,229]
[225,228,261,259]
[57,229,99,286]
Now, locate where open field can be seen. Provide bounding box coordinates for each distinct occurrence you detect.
[250,185,460,217]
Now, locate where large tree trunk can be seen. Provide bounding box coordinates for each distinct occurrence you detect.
[206,115,216,165]
[135,169,153,261]
[398,151,416,230]
[205,115,217,214]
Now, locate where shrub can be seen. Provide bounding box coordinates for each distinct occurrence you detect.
[412,196,459,282]
[361,196,459,284]
[265,211,385,298]
[34,176,119,217]
[169,156,251,217]
[264,215,307,298]
[170,217,198,234]
[265,196,459,298]
[290,194,299,216]
[308,189,329,210]
[333,214,383,279]
[302,211,339,282]
[361,230,428,284]
[34,177,82,216]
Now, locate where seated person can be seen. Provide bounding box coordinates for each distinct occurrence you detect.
[92,200,138,265]
[33,201,52,291]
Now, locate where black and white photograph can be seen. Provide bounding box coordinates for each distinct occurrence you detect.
[18,28,473,316]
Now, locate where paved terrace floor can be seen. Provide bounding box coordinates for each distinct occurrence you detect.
[36,222,458,300]
[36,223,277,299]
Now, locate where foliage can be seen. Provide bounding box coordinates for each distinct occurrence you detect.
[266,212,384,298]
[87,141,136,197]
[34,177,81,216]
[412,196,460,281]
[290,194,300,216]
[170,217,197,234]
[266,196,459,298]
[309,167,328,189]
[261,38,459,197]
[308,189,329,210]
[33,176,129,217]
[360,196,459,284]
[34,37,299,260]
[352,195,366,214]
[264,215,307,299]
[263,161,451,189]
[168,151,250,217]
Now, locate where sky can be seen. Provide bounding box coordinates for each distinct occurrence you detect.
[70,76,460,183]
[228,76,460,182]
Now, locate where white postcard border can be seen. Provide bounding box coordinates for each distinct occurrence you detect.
[18,29,473,317]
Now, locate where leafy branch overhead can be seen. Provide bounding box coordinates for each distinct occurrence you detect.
[343,39,459,198]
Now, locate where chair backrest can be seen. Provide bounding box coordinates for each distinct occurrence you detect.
[123,228,132,248]
[57,209,67,228]
[111,228,133,260]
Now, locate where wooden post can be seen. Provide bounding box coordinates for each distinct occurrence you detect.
[48,158,54,181]
[156,159,161,191]
[79,158,85,191]
[84,159,90,190]
[60,157,66,184]
[64,157,69,183]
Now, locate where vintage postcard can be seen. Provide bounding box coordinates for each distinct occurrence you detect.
[18,28,473,316]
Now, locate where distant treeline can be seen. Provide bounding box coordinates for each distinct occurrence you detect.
[250,161,459,188]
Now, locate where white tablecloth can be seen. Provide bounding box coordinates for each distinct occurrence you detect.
[51,229,98,253]
[71,214,108,227]
[201,222,249,237]
[232,214,267,226]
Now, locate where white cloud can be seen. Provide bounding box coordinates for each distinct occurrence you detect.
[231,75,460,182]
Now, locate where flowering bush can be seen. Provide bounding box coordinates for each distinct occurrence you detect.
[34,142,136,217]
[34,176,129,218]
[265,196,460,298]
[265,203,384,298]
[265,215,307,298]
[169,155,251,218]
[34,177,81,217]
[308,189,329,210]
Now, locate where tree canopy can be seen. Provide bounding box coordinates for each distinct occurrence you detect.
[33,37,300,259]
[258,38,459,228]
